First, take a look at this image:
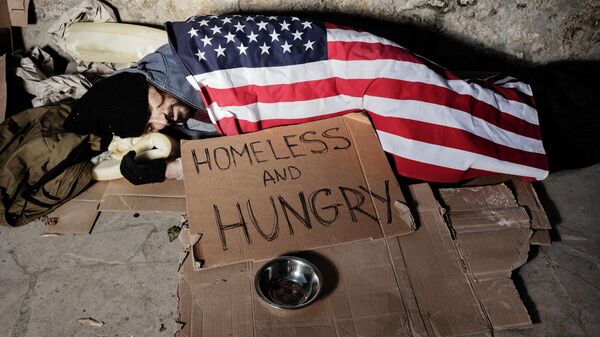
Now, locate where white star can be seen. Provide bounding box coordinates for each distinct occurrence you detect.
[233,22,245,32]
[224,31,236,43]
[279,20,290,31]
[259,42,270,55]
[291,16,300,21]
[268,16,278,20]
[232,14,242,17]
[303,39,315,51]
[222,17,232,24]
[215,44,227,57]
[301,21,312,29]
[247,30,259,43]
[186,16,196,22]
[195,49,206,61]
[200,35,212,47]
[281,41,292,53]
[246,16,255,21]
[198,19,209,26]
[237,43,248,55]
[291,30,303,40]
[209,25,222,35]
[256,21,268,31]
[188,27,198,38]
[269,30,280,42]
[209,15,219,19]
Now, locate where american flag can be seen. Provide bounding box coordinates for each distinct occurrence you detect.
[166,15,548,183]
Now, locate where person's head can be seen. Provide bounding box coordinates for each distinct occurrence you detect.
[65,73,193,142]
[146,84,193,132]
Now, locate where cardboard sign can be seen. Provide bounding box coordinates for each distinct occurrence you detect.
[181,113,414,268]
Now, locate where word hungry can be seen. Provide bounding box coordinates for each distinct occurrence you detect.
[212,180,393,250]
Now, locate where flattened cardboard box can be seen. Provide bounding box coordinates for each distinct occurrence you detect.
[45,179,186,234]
[462,174,552,246]
[177,184,532,337]
[44,181,108,235]
[98,179,186,213]
[181,113,414,269]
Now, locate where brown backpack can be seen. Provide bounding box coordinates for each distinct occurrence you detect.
[0,104,94,226]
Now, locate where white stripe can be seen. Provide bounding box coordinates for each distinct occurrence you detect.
[494,76,534,96]
[494,76,516,85]
[209,95,363,122]
[364,96,545,154]
[186,75,201,91]
[326,28,401,48]
[189,59,539,125]
[376,130,549,180]
[501,81,534,96]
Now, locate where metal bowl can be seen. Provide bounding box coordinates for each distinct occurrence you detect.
[255,256,323,309]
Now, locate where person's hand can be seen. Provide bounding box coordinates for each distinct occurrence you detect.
[119,151,167,185]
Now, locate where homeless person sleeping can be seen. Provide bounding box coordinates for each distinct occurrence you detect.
[1,14,599,227]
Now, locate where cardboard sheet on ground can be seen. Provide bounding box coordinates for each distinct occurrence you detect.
[98,179,186,212]
[461,175,552,246]
[176,184,532,337]
[44,179,186,234]
[44,181,108,235]
[181,113,414,269]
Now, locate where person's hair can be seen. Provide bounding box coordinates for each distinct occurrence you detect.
[148,84,194,125]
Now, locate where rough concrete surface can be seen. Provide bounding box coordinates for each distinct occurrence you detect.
[2,0,599,336]
[1,212,184,337]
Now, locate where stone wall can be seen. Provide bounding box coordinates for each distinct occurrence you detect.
[22,0,599,69]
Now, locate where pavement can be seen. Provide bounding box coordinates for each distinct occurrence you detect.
[1,163,599,337]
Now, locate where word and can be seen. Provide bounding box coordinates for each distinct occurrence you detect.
[262,165,302,186]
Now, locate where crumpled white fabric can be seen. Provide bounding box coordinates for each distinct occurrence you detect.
[15,47,92,107]
[15,0,130,106]
[47,0,126,75]
[47,0,117,40]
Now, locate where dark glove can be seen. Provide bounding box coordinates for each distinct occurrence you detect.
[120,151,166,185]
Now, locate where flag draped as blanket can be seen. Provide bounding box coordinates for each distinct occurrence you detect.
[167,15,548,183]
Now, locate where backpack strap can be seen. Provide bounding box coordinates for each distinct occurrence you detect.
[21,136,92,207]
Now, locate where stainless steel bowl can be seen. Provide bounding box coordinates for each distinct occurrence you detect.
[255,256,323,309]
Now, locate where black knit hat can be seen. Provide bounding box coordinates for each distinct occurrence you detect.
[64,72,150,139]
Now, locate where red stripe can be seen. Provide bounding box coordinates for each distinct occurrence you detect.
[324,22,360,31]
[202,77,542,139]
[368,114,548,170]
[328,40,536,106]
[389,155,507,183]
[468,78,535,104]
[217,112,542,183]
[215,109,361,134]
[327,41,460,80]
[213,110,548,170]
[201,78,368,106]
[365,79,542,140]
